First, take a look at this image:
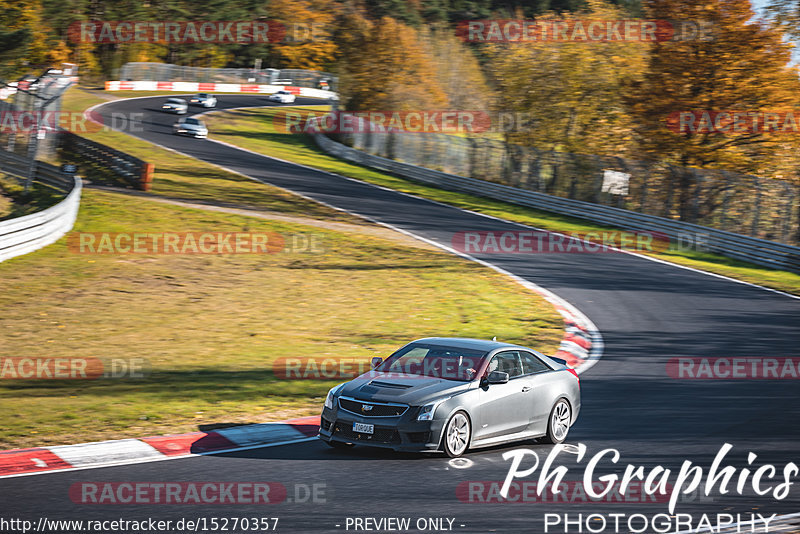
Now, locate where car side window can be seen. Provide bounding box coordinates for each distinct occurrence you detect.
[488,351,522,378]
[520,351,551,374]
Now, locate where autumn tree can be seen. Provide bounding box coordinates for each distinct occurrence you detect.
[0,0,65,77]
[336,14,448,111]
[418,24,491,111]
[627,0,800,221]
[486,0,648,156]
[266,0,337,70]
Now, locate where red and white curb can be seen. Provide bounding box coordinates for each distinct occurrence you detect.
[105,80,336,100]
[0,416,320,479]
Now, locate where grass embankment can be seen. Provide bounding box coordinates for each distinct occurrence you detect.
[0,175,64,221]
[202,106,800,295]
[0,90,564,448]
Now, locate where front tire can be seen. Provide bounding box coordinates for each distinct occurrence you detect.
[442,411,471,458]
[542,399,571,444]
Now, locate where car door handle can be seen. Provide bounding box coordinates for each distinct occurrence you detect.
[522,386,532,392]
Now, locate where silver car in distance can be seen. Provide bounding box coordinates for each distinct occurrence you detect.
[161,98,188,114]
[173,117,208,139]
[319,337,581,457]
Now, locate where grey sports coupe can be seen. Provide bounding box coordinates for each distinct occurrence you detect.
[319,337,581,457]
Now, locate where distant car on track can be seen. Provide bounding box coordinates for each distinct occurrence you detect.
[161,98,188,114]
[189,93,217,108]
[173,117,208,138]
[319,337,581,457]
[268,90,296,104]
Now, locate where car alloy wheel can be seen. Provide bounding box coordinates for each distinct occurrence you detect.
[443,411,470,457]
[543,399,571,444]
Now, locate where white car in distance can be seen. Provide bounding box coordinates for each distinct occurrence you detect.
[268,90,296,104]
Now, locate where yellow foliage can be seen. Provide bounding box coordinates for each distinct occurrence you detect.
[629,0,800,177]
[338,15,448,111]
[269,0,338,70]
[486,0,648,155]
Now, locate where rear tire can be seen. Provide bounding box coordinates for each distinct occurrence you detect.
[442,411,471,458]
[542,399,571,444]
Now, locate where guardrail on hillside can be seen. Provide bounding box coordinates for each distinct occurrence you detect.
[118,62,336,90]
[59,131,154,191]
[0,150,82,263]
[311,130,800,273]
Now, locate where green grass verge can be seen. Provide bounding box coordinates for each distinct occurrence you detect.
[0,175,64,221]
[0,189,563,449]
[201,106,800,296]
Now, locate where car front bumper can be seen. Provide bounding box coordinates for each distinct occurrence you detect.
[319,404,445,453]
[174,129,207,138]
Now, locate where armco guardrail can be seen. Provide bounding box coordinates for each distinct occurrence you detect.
[0,151,82,263]
[59,131,154,191]
[312,130,800,273]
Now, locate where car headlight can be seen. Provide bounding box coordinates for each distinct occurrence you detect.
[417,399,446,421]
[324,383,346,409]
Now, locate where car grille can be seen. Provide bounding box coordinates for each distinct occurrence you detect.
[333,423,399,444]
[338,398,408,417]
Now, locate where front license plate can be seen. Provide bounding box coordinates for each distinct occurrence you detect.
[353,422,374,434]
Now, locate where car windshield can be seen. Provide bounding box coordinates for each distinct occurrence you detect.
[184,118,201,126]
[198,93,208,97]
[167,98,184,104]
[376,343,487,381]
[278,91,289,94]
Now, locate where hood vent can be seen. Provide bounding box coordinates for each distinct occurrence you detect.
[369,380,413,389]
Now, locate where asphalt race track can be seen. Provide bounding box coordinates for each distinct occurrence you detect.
[3,95,799,533]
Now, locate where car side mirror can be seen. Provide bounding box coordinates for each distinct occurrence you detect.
[486,371,509,384]
[371,357,383,368]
